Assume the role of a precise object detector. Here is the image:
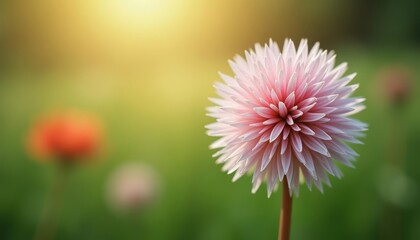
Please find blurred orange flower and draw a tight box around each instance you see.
[27,111,103,163]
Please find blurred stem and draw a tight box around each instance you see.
[278,179,292,240]
[381,110,406,240]
[34,164,70,240]
[389,110,406,167]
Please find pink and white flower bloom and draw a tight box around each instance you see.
[206,39,367,196]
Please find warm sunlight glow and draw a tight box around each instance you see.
[103,0,176,30]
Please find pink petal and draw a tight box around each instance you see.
[278,102,288,118]
[300,113,326,122]
[284,92,296,109]
[302,137,330,157]
[298,124,315,135]
[282,147,292,173]
[269,121,286,142]
[291,132,302,152]
[254,107,276,118]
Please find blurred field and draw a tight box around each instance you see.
[0,47,419,239]
[1,0,420,239]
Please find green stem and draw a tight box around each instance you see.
[34,164,69,240]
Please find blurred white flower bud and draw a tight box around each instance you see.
[107,163,161,213]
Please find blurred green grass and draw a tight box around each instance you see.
[1,47,420,240]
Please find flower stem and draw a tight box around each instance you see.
[278,179,293,240]
[34,164,69,240]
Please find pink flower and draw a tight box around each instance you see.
[107,163,161,212]
[206,39,367,196]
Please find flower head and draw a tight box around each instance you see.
[27,111,103,163]
[107,163,160,212]
[378,66,413,107]
[206,39,367,196]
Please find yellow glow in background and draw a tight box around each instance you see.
[5,0,361,70]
